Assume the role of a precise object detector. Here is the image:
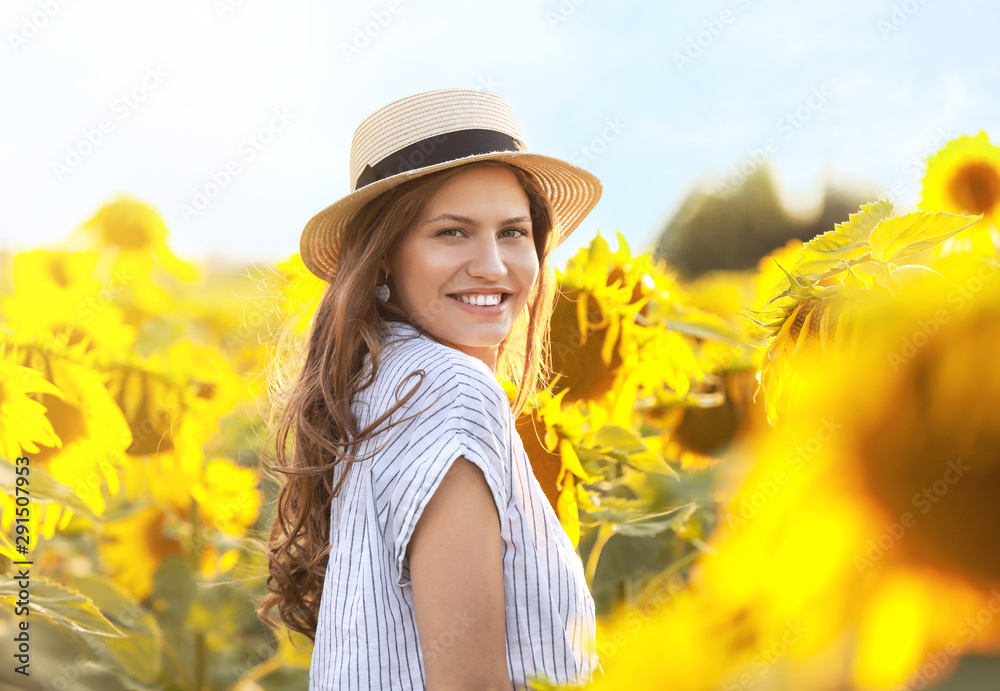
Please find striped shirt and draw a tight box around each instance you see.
[309,320,601,690]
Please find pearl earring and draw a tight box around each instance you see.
[376,270,390,302]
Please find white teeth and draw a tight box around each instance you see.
[452,293,502,306]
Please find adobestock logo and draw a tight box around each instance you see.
[545,0,590,29]
[714,83,830,199]
[179,106,295,222]
[673,0,753,73]
[854,458,970,575]
[51,64,168,181]
[340,0,404,63]
[886,261,1000,372]
[213,0,249,20]
[877,0,932,38]
[8,0,73,53]
[570,117,628,169]
[877,126,957,205]
[724,417,842,532]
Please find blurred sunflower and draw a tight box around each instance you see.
[94,339,252,598]
[105,358,185,457]
[191,457,262,537]
[655,367,763,473]
[104,452,260,599]
[4,340,133,520]
[0,452,78,561]
[1,250,137,354]
[920,131,1000,259]
[104,340,244,460]
[0,489,73,560]
[178,262,277,394]
[76,195,198,282]
[657,269,762,471]
[275,253,326,335]
[590,254,1000,690]
[584,585,769,691]
[0,345,63,461]
[99,504,186,601]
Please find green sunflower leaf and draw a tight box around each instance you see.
[870,210,984,263]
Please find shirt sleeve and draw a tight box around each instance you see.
[372,361,510,588]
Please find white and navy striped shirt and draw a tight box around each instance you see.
[309,320,601,690]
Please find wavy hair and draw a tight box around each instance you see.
[255,160,559,643]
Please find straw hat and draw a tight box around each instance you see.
[298,88,603,282]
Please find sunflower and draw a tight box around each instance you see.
[549,233,645,404]
[0,344,72,560]
[0,345,63,461]
[845,256,1000,590]
[584,585,770,691]
[928,135,1000,220]
[658,367,764,472]
[190,457,261,537]
[503,380,596,548]
[104,451,259,598]
[1,250,137,354]
[548,285,625,402]
[99,504,186,600]
[658,270,763,470]
[748,201,981,425]
[920,131,1000,259]
[588,253,1000,690]
[104,340,243,459]
[2,340,134,524]
[76,195,197,282]
[549,231,717,410]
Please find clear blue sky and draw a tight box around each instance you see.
[3,0,998,270]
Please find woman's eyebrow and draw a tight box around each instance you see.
[423,213,530,226]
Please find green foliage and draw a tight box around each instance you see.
[870,210,983,263]
[751,202,985,342]
[0,576,123,637]
[0,456,100,522]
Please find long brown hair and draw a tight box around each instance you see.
[256,160,559,643]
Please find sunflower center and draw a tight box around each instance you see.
[548,288,623,403]
[854,320,1000,586]
[949,162,1000,215]
[104,219,156,250]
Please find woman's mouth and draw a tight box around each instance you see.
[446,292,512,314]
[447,292,511,306]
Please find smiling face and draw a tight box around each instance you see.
[383,163,540,371]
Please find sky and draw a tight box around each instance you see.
[3,0,998,271]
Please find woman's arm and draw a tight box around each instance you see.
[407,455,511,691]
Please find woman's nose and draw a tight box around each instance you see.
[466,237,507,279]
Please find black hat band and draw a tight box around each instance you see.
[353,128,527,191]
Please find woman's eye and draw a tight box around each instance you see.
[437,228,528,238]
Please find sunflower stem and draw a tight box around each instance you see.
[195,630,207,691]
[584,522,615,588]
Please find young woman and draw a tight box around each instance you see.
[257,88,604,690]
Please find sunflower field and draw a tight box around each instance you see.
[2,131,1000,690]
